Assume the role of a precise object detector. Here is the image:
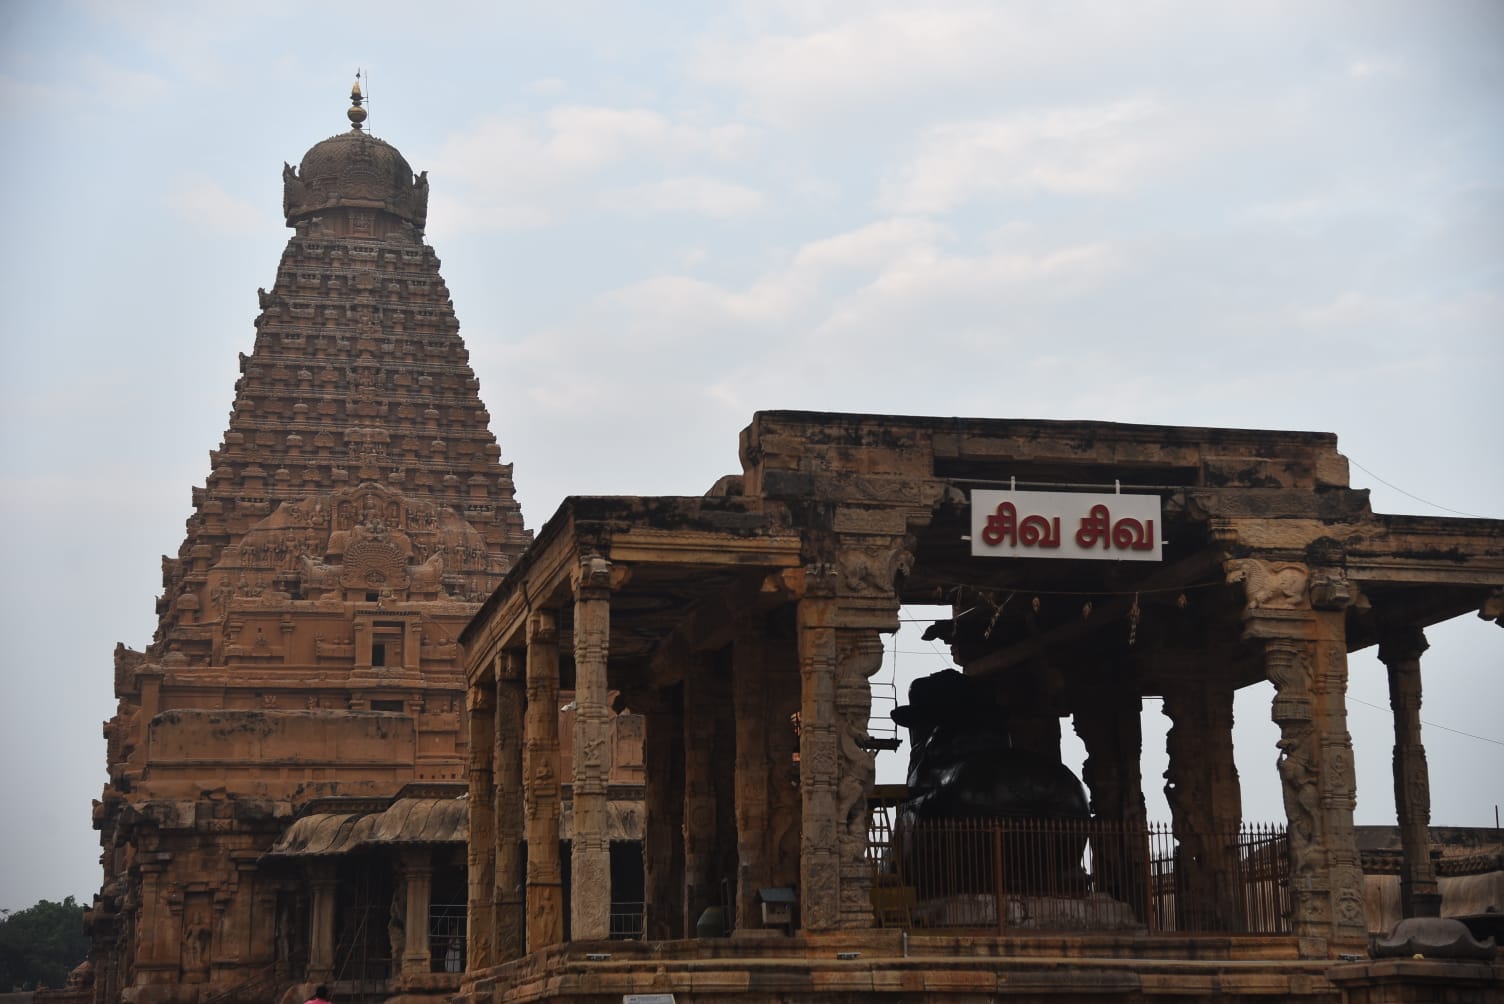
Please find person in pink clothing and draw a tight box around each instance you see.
[304,986,331,1004]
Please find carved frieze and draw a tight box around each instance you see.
[1226,558,1309,610]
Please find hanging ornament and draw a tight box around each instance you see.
[1176,592,1188,610]
[1031,595,1041,613]
[984,591,1012,640]
[1081,600,1093,620]
[1128,593,1141,646]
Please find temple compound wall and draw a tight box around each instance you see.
[458,410,1503,1003]
[88,87,540,1004]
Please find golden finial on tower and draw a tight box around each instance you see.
[347,70,367,131]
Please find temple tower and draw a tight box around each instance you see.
[89,83,530,1003]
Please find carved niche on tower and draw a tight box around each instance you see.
[197,482,508,613]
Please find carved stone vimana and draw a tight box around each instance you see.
[89,84,530,1004]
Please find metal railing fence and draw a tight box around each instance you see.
[871,814,1289,935]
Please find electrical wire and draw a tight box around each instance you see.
[1347,695,1504,749]
[1348,457,1493,520]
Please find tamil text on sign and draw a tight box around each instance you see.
[970,490,1162,561]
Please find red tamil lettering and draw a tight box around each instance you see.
[1112,517,1155,551]
[1019,514,1061,548]
[982,501,1019,546]
[1076,504,1112,549]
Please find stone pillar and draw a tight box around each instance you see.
[764,631,804,896]
[1202,675,1246,927]
[833,629,882,928]
[1162,672,1244,931]
[401,848,433,977]
[223,854,260,966]
[495,650,526,960]
[133,857,179,982]
[467,680,497,970]
[1244,573,1366,955]
[732,616,772,931]
[796,593,841,931]
[523,609,564,950]
[683,655,720,933]
[307,861,336,983]
[1379,627,1440,918]
[1073,679,1149,917]
[250,885,278,973]
[643,686,685,940]
[571,557,614,941]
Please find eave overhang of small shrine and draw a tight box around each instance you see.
[460,495,804,685]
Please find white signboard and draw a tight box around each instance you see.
[970,490,1162,561]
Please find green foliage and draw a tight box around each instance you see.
[0,896,89,991]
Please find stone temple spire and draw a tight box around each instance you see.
[89,90,530,1004]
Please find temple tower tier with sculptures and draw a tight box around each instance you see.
[87,84,534,1004]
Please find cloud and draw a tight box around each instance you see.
[79,54,170,105]
[1297,290,1385,328]
[165,176,266,233]
[880,96,1219,212]
[600,176,765,218]
[427,104,758,232]
[691,3,1162,125]
[806,239,1121,347]
[792,218,949,273]
[525,77,568,97]
[0,73,69,116]
[487,217,1123,423]
[1347,57,1403,81]
[0,56,168,118]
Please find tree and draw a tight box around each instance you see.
[0,896,89,991]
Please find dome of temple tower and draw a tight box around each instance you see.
[282,79,429,230]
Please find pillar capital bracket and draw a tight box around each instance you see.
[1308,567,1359,611]
[572,554,626,595]
[525,607,557,645]
[1377,626,1429,666]
[1480,587,1504,626]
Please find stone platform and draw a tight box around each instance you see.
[459,931,1365,1003]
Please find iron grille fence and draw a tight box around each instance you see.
[610,901,646,940]
[870,814,1289,935]
[429,904,466,973]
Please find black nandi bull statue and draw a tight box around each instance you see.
[889,668,1090,896]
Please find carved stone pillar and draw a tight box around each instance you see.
[523,608,564,951]
[1161,671,1244,932]
[571,557,614,941]
[643,686,684,940]
[1073,679,1148,917]
[134,858,179,979]
[249,885,278,974]
[732,616,772,931]
[1241,563,1366,955]
[466,680,497,970]
[796,592,841,931]
[307,861,336,983]
[1379,627,1440,918]
[495,650,526,961]
[683,655,720,933]
[764,630,804,896]
[401,848,433,977]
[1202,674,1246,927]
[834,629,881,928]
[223,855,260,967]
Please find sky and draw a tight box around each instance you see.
[0,1,1501,912]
